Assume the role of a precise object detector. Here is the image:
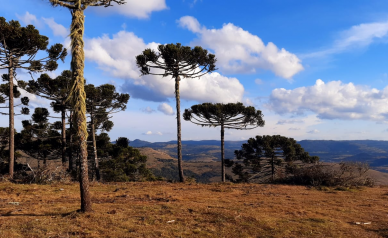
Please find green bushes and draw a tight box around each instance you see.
[100,138,159,182]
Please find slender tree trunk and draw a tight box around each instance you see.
[271,155,275,181]
[70,8,92,212]
[91,110,100,181]
[175,76,184,182]
[61,103,67,166]
[8,60,14,179]
[68,111,73,172]
[221,123,225,182]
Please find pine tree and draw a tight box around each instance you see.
[136,43,216,182]
[183,102,265,182]
[85,83,129,180]
[0,17,66,178]
[27,70,72,167]
[228,135,319,182]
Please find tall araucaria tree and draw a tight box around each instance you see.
[183,102,265,182]
[136,43,216,182]
[49,0,125,213]
[27,70,72,167]
[85,83,129,181]
[0,17,67,179]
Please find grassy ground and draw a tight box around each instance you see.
[0,182,387,238]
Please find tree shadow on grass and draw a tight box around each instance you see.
[0,210,82,217]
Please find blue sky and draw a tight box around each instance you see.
[2,0,388,142]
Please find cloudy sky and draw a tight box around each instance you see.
[2,0,388,142]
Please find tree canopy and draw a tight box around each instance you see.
[183,102,265,129]
[226,135,319,183]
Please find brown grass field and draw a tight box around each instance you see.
[0,182,387,237]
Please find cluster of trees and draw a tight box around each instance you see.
[0,8,132,213]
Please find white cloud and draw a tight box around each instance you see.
[277,119,304,125]
[93,0,167,19]
[15,12,41,27]
[289,127,301,131]
[42,17,69,38]
[158,103,174,115]
[255,79,263,85]
[307,129,319,134]
[177,16,303,79]
[243,98,255,107]
[267,79,388,122]
[141,107,155,113]
[143,131,163,135]
[303,20,388,58]
[16,12,69,39]
[84,30,244,103]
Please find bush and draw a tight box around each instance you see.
[285,162,374,187]
[100,146,159,182]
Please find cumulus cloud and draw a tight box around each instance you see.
[289,127,301,131]
[93,0,167,18]
[303,20,388,58]
[42,17,69,38]
[158,103,174,115]
[84,30,244,103]
[177,16,303,79]
[267,79,388,122]
[141,107,155,113]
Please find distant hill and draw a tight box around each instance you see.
[137,147,388,185]
[129,139,388,173]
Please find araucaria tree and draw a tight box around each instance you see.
[27,70,72,167]
[0,17,66,178]
[228,135,319,183]
[49,0,125,213]
[183,102,265,182]
[136,43,217,182]
[85,83,129,181]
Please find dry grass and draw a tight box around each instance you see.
[0,182,387,238]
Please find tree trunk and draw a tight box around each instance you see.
[61,102,67,166]
[70,8,92,212]
[91,110,100,181]
[175,76,184,182]
[271,155,275,181]
[221,123,225,182]
[8,60,14,179]
[68,111,73,172]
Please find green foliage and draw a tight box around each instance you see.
[0,74,30,115]
[100,137,158,182]
[0,17,67,72]
[183,102,265,129]
[227,135,319,183]
[85,83,129,132]
[17,108,61,165]
[136,43,216,78]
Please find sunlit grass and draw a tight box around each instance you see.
[0,182,387,237]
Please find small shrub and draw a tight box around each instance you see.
[287,162,374,187]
